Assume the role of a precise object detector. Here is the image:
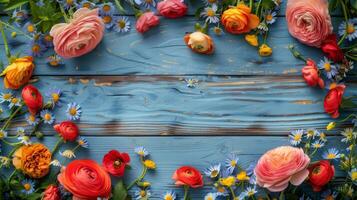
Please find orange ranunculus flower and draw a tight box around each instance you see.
[12,143,52,178]
[184,31,214,54]
[1,56,35,89]
[221,4,260,34]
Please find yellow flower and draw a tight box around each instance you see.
[142,182,151,187]
[259,44,272,56]
[236,171,250,181]
[0,56,34,89]
[326,122,336,131]
[143,160,156,169]
[219,176,235,187]
[245,34,259,47]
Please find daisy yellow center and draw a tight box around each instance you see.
[211,169,219,177]
[207,8,215,17]
[208,0,217,3]
[140,190,146,197]
[320,133,326,139]
[23,183,31,191]
[28,115,35,122]
[103,15,112,24]
[230,160,237,167]
[307,130,314,136]
[50,60,59,66]
[294,134,302,141]
[32,44,40,53]
[164,195,173,200]
[11,98,19,104]
[66,0,73,5]
[325,196,334,200]
[78,140,84,145]
[138,151,145,156]
[103,5,111,12]
[3,93,11,100]
[217,186,225,193]
[27,25,34,33]
[44,113,52,121]
[0,132,4,138]
[145,0,153,3]
[118,20,126,28]
[324,62,331,72]
[347,24,355,34]
[266,14,273,21]
[329,82,337,89]
[214,27,222,35]
[82,3,91,8]
[52,93,59,103]
[207,197,213,200]
[327,153,336,159]
[351,171,357,181]
[247,191,255,197]
[16,12,24,17]
[70,107,77,116]
[314,144,321,148]
[44,35,53,42]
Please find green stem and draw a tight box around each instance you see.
[338,0,349,45]
[255,0,262,15]
[2,105,23,130]
[114,0,126,14]
[1,139,21,146]
[59,4,70,23]
[52,138,63,154]
[0,21,11,63]
[288,45,307,62]
[229,186,236,199]
[249,0,253,9]
[126,159,148,190]
[183,185,189,200]
[7,169,17,186]
[0,21,32,40]
[7,144,21,157]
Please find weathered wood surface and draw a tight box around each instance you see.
[1,136,348,198]
[2,75,356,136]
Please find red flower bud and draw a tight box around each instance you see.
[324,84,345,118]
[102,150,130,177]
[172,166,204,188]
[43,185,60,200]
[136,12,160,33]
[21,85,43,115]
[321,34,344,62]
[157,0,188,19]
[54,121,79,142]
[301,59,324,88]
[308,160,335,192]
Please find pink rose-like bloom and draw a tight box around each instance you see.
[286,0,333,47]
[254,146,310,192]
[50,8,104,58]
[157,0,188,19]
[136,12,160,33]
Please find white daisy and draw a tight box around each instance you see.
[114,16,131,33]
[201,6,220,24]
[338,18,357,41]
[289,129,304,146]
[204,163,221,178]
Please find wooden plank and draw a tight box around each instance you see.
[0,17,337,76]
[0,136,347,198]
[2,75,356,136]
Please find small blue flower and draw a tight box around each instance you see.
[322,148,341,160]
[305,128,319,139]
[318,57,338,80]
[135,146,149,157]
[12,9,28,24]
[0,92,13,103]
[77,136,89,148]
[66,102,82,121]
[135,189,151,200]
[204,163,221,178]
[113,16,131,33]
[340,128,357,143]
[163,191,176,200]
[204,193,218,200]
[57,0,77,10]
[23,22,37,35]
[76,0,95,9]
[46,55,64,67]
[338,18,357,41]
[225,153,239,174]
[28,40,47,57]
[40,109,55,124]
[134,0,157,9]
[36,0,45,7]
[25,113,40,126]
[21,179,35,195]
[0,130,8,139]
[243,186,257,198]
[8,97,21,108]
[311,140,325,149]
[46,88,62,106]
[42,34,54,47]
[99,2,115,16]
[289,129,304,146]
[265,10,277,24]
[101,14,115,30]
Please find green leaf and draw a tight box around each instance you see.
[350,0,357,10]
[329,0,339,10]
[341,98,357,109]
[194,6,204,19]
[4,0,28,11]
[112,180,128,200]
[261,0,275,10]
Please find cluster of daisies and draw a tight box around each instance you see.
[199,0,281,36]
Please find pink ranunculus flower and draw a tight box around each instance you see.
[286,0,333,47]
[50,8,104,58]
[157,0,188,19]
[136,12,160,34]
[254,146,310,192]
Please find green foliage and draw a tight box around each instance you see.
[3,0,29,12]
[261,0,275,10]
[350,0,357,11]
[29,0,62,33]
[113,180,128,200]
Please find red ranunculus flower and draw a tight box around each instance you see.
[321,34,344,62]
[102,150,130,177]
[43,185,60,200]
[301,59,324,88]
[308,160,335,192]
[136,12,160,33]
[157,0,188,19]
[22,85,43,115]
[58,160,111,200]
[172,166,204,188]
[324,84,345,118]
[54,121,79,142]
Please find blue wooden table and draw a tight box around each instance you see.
[0,2,355,199]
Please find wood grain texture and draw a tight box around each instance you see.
[0,136,348,199]
[2,75,356,136]
[0,17,342,76]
